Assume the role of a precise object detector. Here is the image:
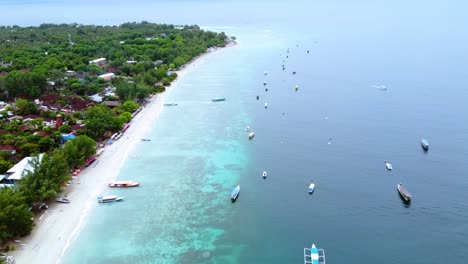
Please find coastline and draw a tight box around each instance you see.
[9,45,231,264]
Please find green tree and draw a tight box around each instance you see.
[62,135,96,168]
[121,101,139,112]
[19,143,39,156]
[58,124,71,133]
[0,188,34,244]
[85,105,121,139]
[15,99,38,115]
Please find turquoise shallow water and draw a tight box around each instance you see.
[5,1,468,263]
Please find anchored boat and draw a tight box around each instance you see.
[262,171,267,179]
[385,160,393,170]
[109,181,140,187]
[304,243,326,264]
[97,195,124,203]
[248,132,255,140]
[397,183,412,202]
[421,138,429,151]
[308,182,315,194]
[231,185,240,201]
[211,98,226,102]
[163,102,178,106]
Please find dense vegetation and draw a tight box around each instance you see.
[0,22,232,248]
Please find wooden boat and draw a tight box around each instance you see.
[211,98,226,102]
[109,181,140,188]
[308,182,315,194]
[56,197,71,204]
[421,138,429,151]
[97,195,124,203]
[248,132,255,140]
[385,160,392,170]
[231,185,240,201]
[397,183,412,202]
[262,171,267,179]
[163,102,178,106]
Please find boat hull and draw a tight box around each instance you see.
[397,184,412,202]
[231,185,240,201]
[421,139,429,151]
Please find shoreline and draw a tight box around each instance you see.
[9,45,231,264]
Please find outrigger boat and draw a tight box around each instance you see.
[97,195,124,203]
[231,185,240,201]
[109,181,140,188]
[304,243,326,264]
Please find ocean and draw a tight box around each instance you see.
[3,0,468,263]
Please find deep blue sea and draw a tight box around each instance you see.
[3,0,468,263]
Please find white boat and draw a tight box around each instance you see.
[385,161,392,170]
[109,181,140,187]
[163,102,178,106]
[263,81,267,86]
[262,171,267,178]
[308,182,315,194]
[231,185,240,201]
[264,102,268,108]
[56,197,71,204]
[295,85,299,91]
[264,71,268,75]
[248,132,255,140]
[310,244,320,264]
[97,195,124,203]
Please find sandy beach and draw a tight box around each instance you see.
[9,46,227,264]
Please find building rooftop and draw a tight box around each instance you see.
[7,154,44,181]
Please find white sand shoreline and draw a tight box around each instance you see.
[9,45,230,264]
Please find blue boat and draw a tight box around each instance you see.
[211,98,226,102]
[231,185,240,201]
[304,243,326,264]
[421,138,429,151]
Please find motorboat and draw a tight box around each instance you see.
[263,81,267,86]
[97,195,124,203]
[248,132,255,140]
[264,102,268,108]
[211,98,226,102]
[308,182,315,194]
[246,126,251,132]
[421,138,429,151]
[262,171,267,179]
[397,183,412,202]
[256,95,259,100]
[293,71,296,75]
[56,197,71,204]
[231,185,240,201]
[264,71,268,75]
[109,181,140,187]
[163,102,178,106]
[385,160,393,170]
[295,85,299,91]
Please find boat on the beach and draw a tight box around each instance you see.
[141,138,151,141]
[97,195,124,203]
[56,197,71,204]
[421,138,429,151]
[262,171,267,179]
[163,102,178,106]
[211,98,226,102]
[308,182,315,194]
[397,183,412,202]
[385,160,393,170]
[231,185,240,201]
[108,181,140,188]
[84,156,96,167]
[304,243,325,264]
[248,132,255,140]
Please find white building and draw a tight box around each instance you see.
[4,154,44,183]
[98,73,115,81]
[89,58,106,65]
